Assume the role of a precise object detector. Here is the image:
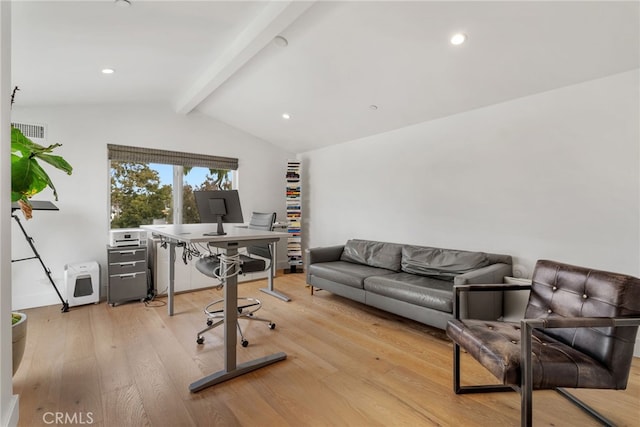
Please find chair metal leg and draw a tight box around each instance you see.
[244,314,272,324]
[521,383,532,427]
[236,321,247,346]
[452,342,514,395]
[521,321,534,427]
[556,388,616,427]
[200,296,275,347]
[196,318,224,343]
[453,342,462,393]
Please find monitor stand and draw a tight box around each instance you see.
[203,215,226,236]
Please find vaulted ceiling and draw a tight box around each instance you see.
[11,1,639,153]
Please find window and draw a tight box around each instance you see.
[182,165,233,224]
[108,145,238,229]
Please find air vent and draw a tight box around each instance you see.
[11,122,47,143]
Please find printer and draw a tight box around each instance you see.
[109,228,147,247]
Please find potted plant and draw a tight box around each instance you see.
[10,86,73,374]
[11,126,73,218]
[11,313,27,375]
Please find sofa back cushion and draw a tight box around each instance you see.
[401,245,490,279]
[340,239,403,272]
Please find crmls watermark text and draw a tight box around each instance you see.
[42,412,94,425]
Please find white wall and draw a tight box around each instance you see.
[10,104,294,310]
[1,2,20,425]
[300,70,640,279]
[301,70,640,355]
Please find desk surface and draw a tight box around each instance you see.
[141,223,288,243]
[11,200,58,211]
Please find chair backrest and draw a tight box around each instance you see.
[247,212,276,259]
[525,260,640,388]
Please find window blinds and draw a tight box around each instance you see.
[107,144,238,171]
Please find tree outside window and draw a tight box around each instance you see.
[182,167,232,224]
[110,162,233,228]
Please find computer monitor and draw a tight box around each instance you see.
[194,190,244,236]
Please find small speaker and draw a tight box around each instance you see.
[65,261,100,307]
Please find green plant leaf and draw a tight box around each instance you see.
[36,153,73,175]
[10,127,71,207]
[11,154,49,199]
[10,127,35,153]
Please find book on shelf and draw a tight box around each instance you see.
[286,159,303,271]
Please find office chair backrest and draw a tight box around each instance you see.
[525,259,640,388]
[247,212,276,259]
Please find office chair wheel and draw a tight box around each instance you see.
[241,339,249,347]
[196,336,204,345]
[206,319,213,326]
[269,322,276,329]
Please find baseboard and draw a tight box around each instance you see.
[12,291,61,311]
[2,394,19,427]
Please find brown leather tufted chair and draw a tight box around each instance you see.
[446,260,640,427]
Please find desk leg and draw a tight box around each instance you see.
[189,245,287,393]
[224,247,238,372]
[259,241,291,302]
[168,241,175,316]
[189,352,287,392]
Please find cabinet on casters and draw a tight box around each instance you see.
[107,246,148,306]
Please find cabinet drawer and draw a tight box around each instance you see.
[108,272,147,304]
[109,260,147,275]
[108,248,146,263]
[109,271,146,284]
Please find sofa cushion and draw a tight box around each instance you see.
[401,245,490,279]
[364,272,454,313]
[340,239,403,272]
[308,261,396,289]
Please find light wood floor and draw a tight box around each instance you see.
[13,274,640,426]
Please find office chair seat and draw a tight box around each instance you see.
[195,254,266,277]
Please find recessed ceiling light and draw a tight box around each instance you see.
[282,113,291,120]
[101,68,115,74]
[450,33,467,45]
[274,36,289,48]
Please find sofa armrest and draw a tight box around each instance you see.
[306,245,345,288]
[305,245,345,265]
[453,282,532,319]
[454,262,513,285]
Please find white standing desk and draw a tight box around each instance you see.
[140,223,289,392]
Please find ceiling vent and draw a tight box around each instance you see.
[11,122,47,143]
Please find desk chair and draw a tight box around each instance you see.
[195,212,277,347]
[446,260,640,427]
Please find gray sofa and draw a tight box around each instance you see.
[306,239,513,330]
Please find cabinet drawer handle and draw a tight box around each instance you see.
[118,250,138,256]
[119,261,137,267]
[119,273,137,279]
